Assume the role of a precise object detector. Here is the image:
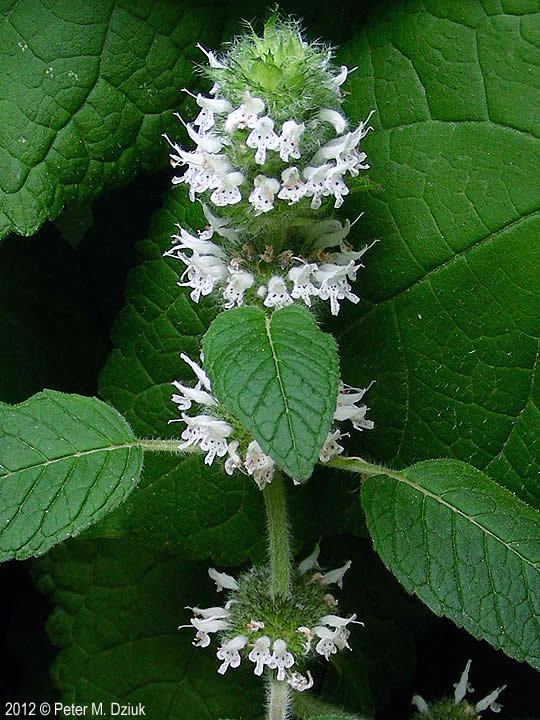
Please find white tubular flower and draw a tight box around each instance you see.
[247,116,280,164]
[312,113,373,169]
[324,166,349,208]
[179,414,233,464]
[320,560,352,589]
[172,381,216,411]
[210,170,244,206]
[187,605,231,620]
[225,91,265,132]
[177,251,227,303]
[197,42,227,69]
[180,353,212,391]
[328,64,354,95]
[208,568,240,593]
[288,671,314,693]
[277,166,306,205]
[179,616,230,648]
[224,440,243,476]
[318,108,347,133]
[184,122,224,154]
[334,383,375,431]
[303,164,333,209]
[202,204,240,243]
[248,635,272,676]
[305,218,351,251]
[263,276,293,309]
[244,440,275,490]
[411,695,430,714]
[318,613,363,631]
[249,174,280,214]
[313,626,339,661]
[191,93,232,132]
[223,269,255,308]
[169,226,227,260]
[268,639,295,681]
[288,263,319,306]
[216,635,248,675]
[454,659,474,703]
[298,544,320,575]
[319,429,344,463]
[314,261,360,316]
[278,120,304,161]
[475,686,506,714]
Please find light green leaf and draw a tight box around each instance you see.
[97,188,266,564]
[203,306,340,482]
[0,0,227,240]
[0,226,105,404]
[33,539,261,719]
[358,458,540,669]
[0,390,142,561]
[337,0,540,507]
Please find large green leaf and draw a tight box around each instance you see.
[97,189,266,564]
[360,458,540,670]
[337,0,540,507]
[0,227,105,404]
[203,306,340,482]
[33,540,261,719]
[0,390,142,561]
[0,0,229,240]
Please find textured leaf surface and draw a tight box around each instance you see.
[0,227,105,404]
[0,0,228,240]
[362,459,540,669]
[34,540,260,719]
[0,390,142,561]
[337,0,540,507]
[97,189,266,564]
[203,306,339,481]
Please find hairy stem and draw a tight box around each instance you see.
[138,439,190,454]
[263,470,291,599]
[267,678,291,720]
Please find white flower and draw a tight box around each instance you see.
[268,639,295,681]
[288,263,318,306]
[247,620,265,632]
[288,671,314,692]
[244,440,275,490]
[454,661,506,715]
[176,251,227,303]
[319,429,344,462]
[297,626,313,654]
[328,64,355,95]
[182,89,232,132]
[168,226,227,261]
[475,686,506,714]
[318,108,347,133]
[208,568,239,592]
[247,116,280,164]
[313,626,339,660]
[263,276,293,309]
[210,171,244,206]
[197,43,227,69]
[277,166,305,205]
[278,120,304,162]
[216,635,248,674]
[249,174,280,214]
[324,166,349,208]
[172,381,215,411]
[248,635,272,676]
[298,543,320,575]
[223,269,255,308]
[334,383,375,431]
[411,695,430,714]
[180,353,212,391]
[320,560,351,589]
[179,615,230,648]
[202,204,240,243]
[454,659,474,703]
[314,261,360,316]
[179,414,233,464]
[318,613,363,631]
[183,121,224,154]
[303,164,333,209]
[187,605,231,620]
[224,440,243,476]
[305,218,351,251]
[225,91,265,132]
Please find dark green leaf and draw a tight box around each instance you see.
[33,539,261,719]
[203,306,339,481]
[0,390,142,561]
[337,0,540,507]
[361,458,540,669]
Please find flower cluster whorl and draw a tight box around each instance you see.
[180,546,361,688]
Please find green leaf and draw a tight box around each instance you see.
[0,390,142,561]
[359,458,540,669]
[0,226,105,404]
[33,539,261,719]
[203,306,340,482]
[293,692,369,719]
[337,0,540,507]
[97,188,266,564]
[0,0,228,240]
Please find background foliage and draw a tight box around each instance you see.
[0,0,538,718]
